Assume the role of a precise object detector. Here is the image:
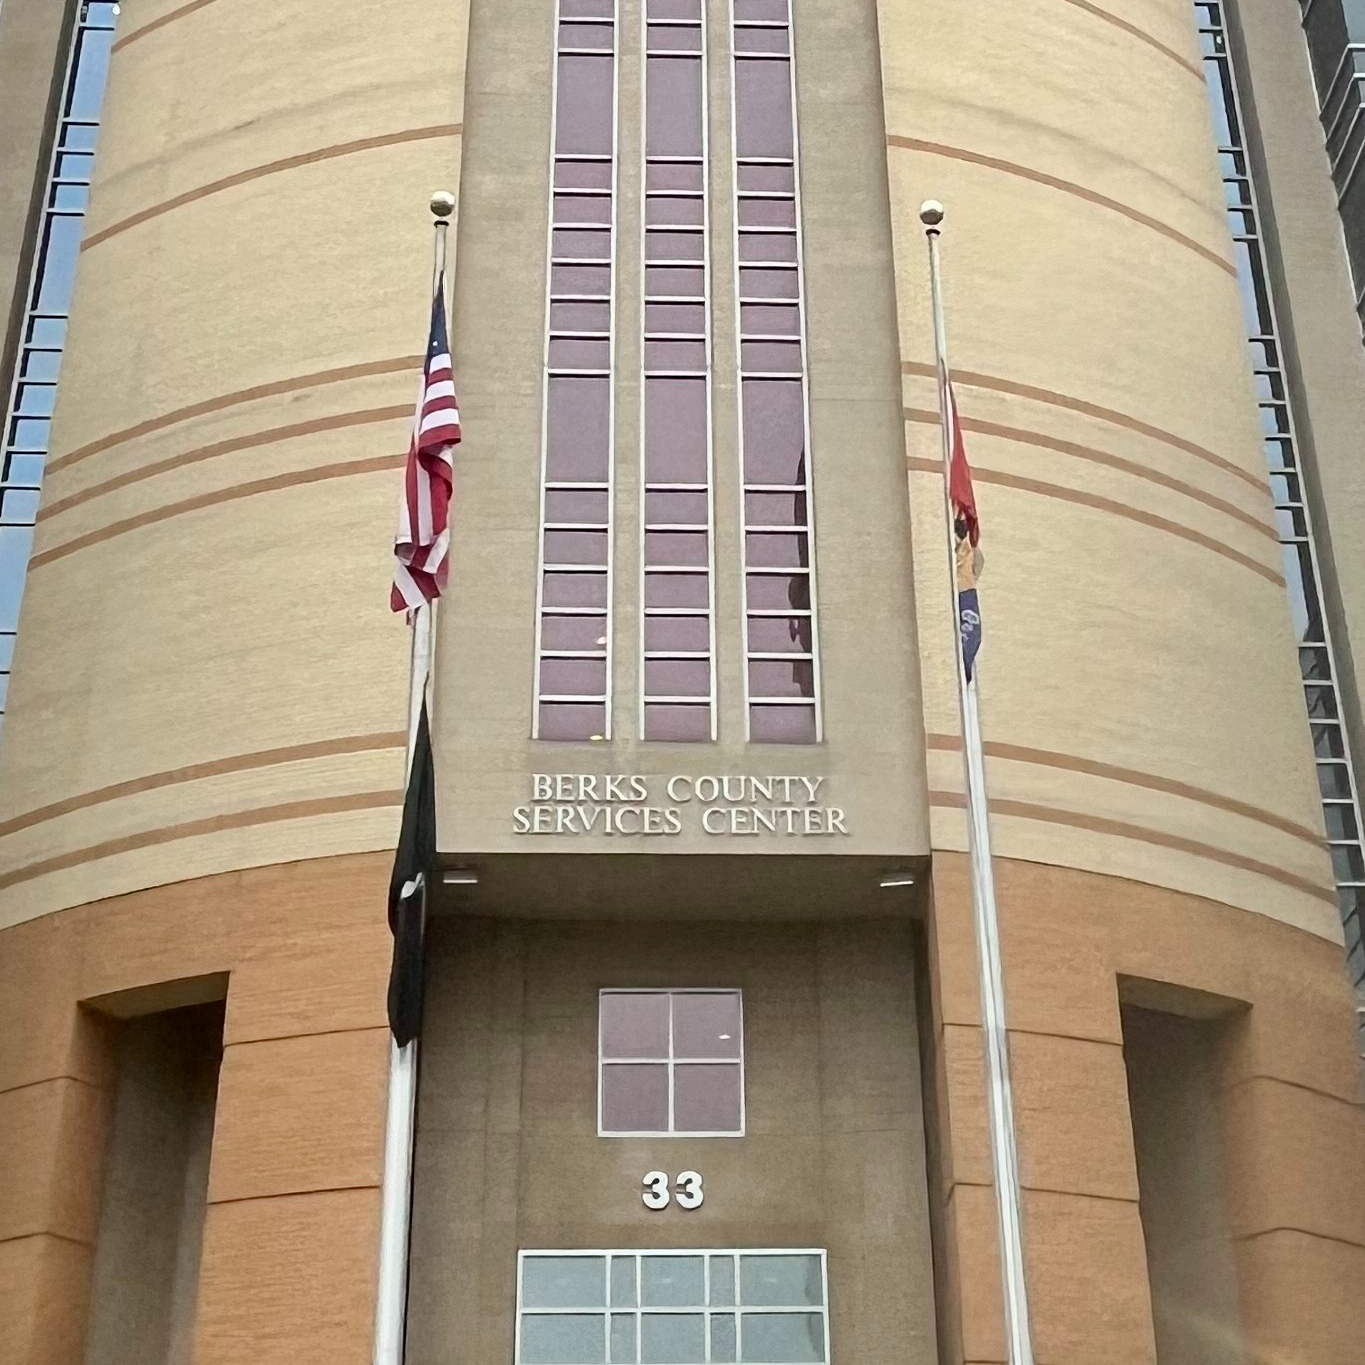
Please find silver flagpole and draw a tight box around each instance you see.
[920,200,1035,1365]
[373,190,454,1365]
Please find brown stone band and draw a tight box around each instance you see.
[901,360,1267,494]
[49,356,422,477]
[0,791,403,895]
[928,791,1338,905]
[887,135,1236,277]
[112,0,222,51]
[0,733,406,841]
[29,453,405,569]
[926,733,1324,849]
[904,407,1275,542]
[905,455,1283,586]
[81,125,463,251]
[1058,0,1203,79]
[40,406,411,522]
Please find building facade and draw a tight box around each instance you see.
[0,0,1363,1363]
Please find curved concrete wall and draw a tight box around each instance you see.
[0,0,470,929]
[879,0,1339,940]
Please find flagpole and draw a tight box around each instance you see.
[920,200,1035,1365]
[373,190,453,1365]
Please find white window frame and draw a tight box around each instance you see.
[597,988,745,1138]
[515,1248,831,1365]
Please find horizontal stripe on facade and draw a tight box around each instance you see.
[0,791,403,894]
[1058,0,1203,79]
[928,790,1338,904]
[40,406,411,522]
[81,124,463,250]
[0,733,406,841]
[49,356,421,476]
[29,454,405,569]
[925,732,1324,848]
[886,135,1235,276]
[905,455,1284,585]
[112,0,221,51]
[903,407,1274,540]
[901,360,1267,493]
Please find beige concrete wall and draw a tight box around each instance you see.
[875,0,1340,941]
[407,915,939,1365]
[0,0,470,929]
[435,0,932,858]
[0,0,68,377]
[1232,0,1365,795]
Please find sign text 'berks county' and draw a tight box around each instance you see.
[512,774,850,837]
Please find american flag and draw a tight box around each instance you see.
[391,276,461,612]
[941,371,983,680]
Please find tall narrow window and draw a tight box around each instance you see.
[729,0,821,743]
[534,0,620,742]
[640,0,716,741]
[1197,4,1365,1010]
[0,0,118,732]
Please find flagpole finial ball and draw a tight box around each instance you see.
[919,200,945,227]
[430,191,456,219]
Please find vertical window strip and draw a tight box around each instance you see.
[1199,3,1365,1007]
[0,0,118,733]
[534,0,620,742]
[728,0,821,744]
[640,0,715,741]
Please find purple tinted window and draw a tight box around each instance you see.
[734,0,788,19]
[735,59,793,159]
[734,24,789,56]
[549,337,610,369]
[673,1064,742,1132]
[647,265,705,296]
[645,658,711,696]
[647,228,704,261]
[552,263,612,296]
[541,657,608,696]
[551,300,611,332]
[647,162,704,192]
[646,377,708,480]
[741,379,805,482]
[647,196,705,227]
[645,339,707,371]
[545,529,609,565]
[741,339,802,372]
[560,20,613,48]
[749,658,813,699]
[746,571,810,611]
[740,302,801,337]
[547,376,610,480]
[555,160,613,190]
[645,615,711,651]
[645,572,709,608]
[738,196,797,229]
[539,701,607,739]
[750,703,817,743]
[555,193,612,225]
[673,993,742,1058]
[646,489,708,524]
[739,232,797,263]
[745,531,807,568]
[648,0,702,17]
[542,615,609,651]
[647,58,703,156]
[745,490,804,525]
[738,266,798,299]
[546,488,610,522]
[564,0,614,14]
[646,531,708,566]
[647,23,702,51]
[554,227,612,260]
[601,1065,670,1132]
[601,992,670,1058]
[737,163,795,193]
[556,55,615,156]
[644,704,711,741]
[747,615,809,651]
[543,571,608,608]
[646,301,706,334]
